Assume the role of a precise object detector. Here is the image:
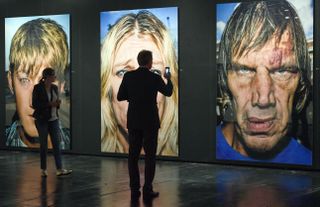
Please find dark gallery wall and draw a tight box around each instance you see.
[0,0,319,170]
[313,0,320,170]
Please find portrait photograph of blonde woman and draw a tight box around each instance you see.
[100,7,179,156]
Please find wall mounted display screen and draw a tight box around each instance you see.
[5,14,71,149]
[100,7,179,156]
[216,0,313,165]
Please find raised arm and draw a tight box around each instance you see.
[157,75,173,97]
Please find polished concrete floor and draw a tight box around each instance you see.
[1,151,320,207]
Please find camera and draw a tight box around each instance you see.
[165,67,170,76]
[164,67,171,79]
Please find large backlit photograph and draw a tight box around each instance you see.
[100,7,179,156]
[5,14,71,149]
[216,0,313,165]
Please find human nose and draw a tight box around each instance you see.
[28,83,35,108]
[251,69,275,108]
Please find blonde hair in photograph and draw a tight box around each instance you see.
[101,10,178,156]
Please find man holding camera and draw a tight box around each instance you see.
[117,50,173,202]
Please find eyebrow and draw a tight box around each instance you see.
[113,59,132,69]
[15,71,41,82]
[113,59,164,69]
[230,62,298,71]
[14,64,46,79]
[15,71,28,78]
[228,63,248,71]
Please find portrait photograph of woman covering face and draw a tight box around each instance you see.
[216,0,313,165]
[100,7,179,156]
[5,14,71,150]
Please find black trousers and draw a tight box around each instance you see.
[35,119,62,170]
[128,128,158,192]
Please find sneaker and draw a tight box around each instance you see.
[56,169,72,176]
[41,170,48,177]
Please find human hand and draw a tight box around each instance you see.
[56,99,61,107]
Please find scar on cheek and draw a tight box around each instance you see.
[268,49,282,66]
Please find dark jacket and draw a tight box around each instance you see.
[32,81,59,121]
[117,67,173,130]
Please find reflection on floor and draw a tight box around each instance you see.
[0,150,319,207]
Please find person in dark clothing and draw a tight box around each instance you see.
[32,68,72,177]
[117,50,173,202]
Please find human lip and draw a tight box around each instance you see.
[247,117,275,133]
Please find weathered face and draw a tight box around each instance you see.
[226,29,300,153]
[111,33,167,132]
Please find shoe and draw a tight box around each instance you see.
[56,169,72,176]
[41,169,48,177]
[143,191,159,200]
[131,190,141,203]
